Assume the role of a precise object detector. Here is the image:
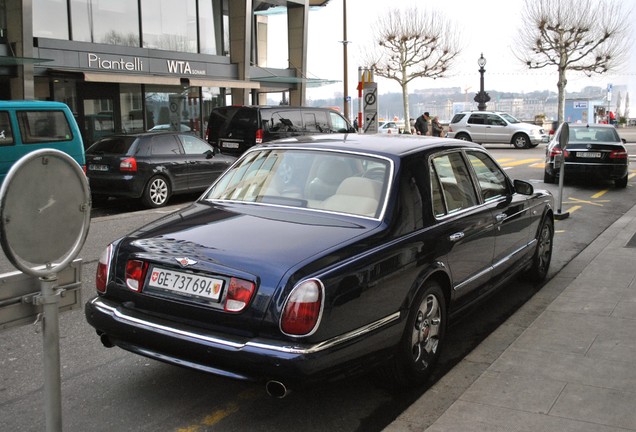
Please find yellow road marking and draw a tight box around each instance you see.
[563,197,609,207]
[566,205,582,214]
[498,158,543,167]
[176,388,262,431]
[591,190,608,199]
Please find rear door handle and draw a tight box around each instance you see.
[449,232,464,242]
[495,213,506,222]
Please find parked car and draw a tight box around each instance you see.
[86,131,235,208]
[85,134,554,396]
[378,121,399,134]
[544,123,629,188]
[148,123,192,132]
[205,105,355,155]
[0,100,85,184]
[447,111,548,148]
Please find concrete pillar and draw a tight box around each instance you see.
[287,2,308,106]
[7,0,34,100]
[228,0,252,105]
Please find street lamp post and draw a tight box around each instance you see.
[474,53,490,111]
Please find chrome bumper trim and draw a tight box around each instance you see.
[90,297,401,355]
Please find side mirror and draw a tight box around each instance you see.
[514,179,534,195]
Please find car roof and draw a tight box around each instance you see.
[256,133,483,158]
[568,123,616,129]
[0,100,71,109]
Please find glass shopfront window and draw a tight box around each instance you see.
[141,0,197,53]
[71,0,140,46]
[33,0,69,39]
[120,84,144,133]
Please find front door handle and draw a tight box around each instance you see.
[495,213,507,222]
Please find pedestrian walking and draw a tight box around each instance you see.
[431,116,444,137]
[415,112,430,135]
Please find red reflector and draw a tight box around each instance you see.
[280,279,323,336]
[125,260,148,292]
[224,278,255,312]
[96,245,113,294]
[120,157,137,172]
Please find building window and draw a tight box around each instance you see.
[71,0,140,46]
[198,0,224,55]
[141,0,197,53]
[33,0,69,40]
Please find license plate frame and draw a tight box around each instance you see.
[221,141,240,149]
[89,164,109,171]
[577,152,602,158]
[146,266,225,302]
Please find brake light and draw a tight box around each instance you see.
[255,129,263,144]
[610,149,628,159]
[96,245,113,294]
[125,260,148,292]
[280,279,324,336]
[224,277,256,312]
[120,157,137,172]
[549,147,562,158]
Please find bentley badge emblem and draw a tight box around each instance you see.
[175,257,197,267]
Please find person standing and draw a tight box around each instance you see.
[415,112,430,135]
[431,116,444,137]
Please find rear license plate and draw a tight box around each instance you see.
[577,152,601,158]
[89,164,109,171]
[147,266,224,302]
[221,141,240,149]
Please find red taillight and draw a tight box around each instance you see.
[96,245,113,294]
[120,157,137,172]
[224,277,256,312]
[205,125,211,141]
[255,129,263,144]
[280,279,323,336]
[610,149,628,159]
[549,147,563,158]
[125,260,148,292]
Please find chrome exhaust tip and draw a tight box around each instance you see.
[265,380,290,398]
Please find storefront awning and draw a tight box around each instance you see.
[251,76,340,88]
[0,55,53,66]
[82,72,260,89]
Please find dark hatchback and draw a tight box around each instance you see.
[85,134,554,396]
[544,123,629,188]
[86,131,236,208]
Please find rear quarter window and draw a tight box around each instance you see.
[87,136,137,154]
[17,110,73,144]
[450,113,466,124]
[0,111,14,145]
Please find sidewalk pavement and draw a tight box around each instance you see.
[386,204,636,432]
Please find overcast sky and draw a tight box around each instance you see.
[267,0,636,103]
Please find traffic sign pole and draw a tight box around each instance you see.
[41,275,62,432]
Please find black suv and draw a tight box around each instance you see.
[206,106,355,155]
[86,132,236,208]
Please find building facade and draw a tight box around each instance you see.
[1,0,325,145]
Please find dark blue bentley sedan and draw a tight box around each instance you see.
[85,134,554,397]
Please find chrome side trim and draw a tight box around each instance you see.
[453,239,536,291]
[90,297,401,355]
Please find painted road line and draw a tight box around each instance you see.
[498,158,543,167]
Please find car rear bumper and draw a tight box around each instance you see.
[85,296,403,387]
[88,175,144,198]
[545,161,628,180]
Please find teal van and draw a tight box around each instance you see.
[0,101,85,184]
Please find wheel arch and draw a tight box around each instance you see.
[404,264,452,315]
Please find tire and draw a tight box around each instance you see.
[142,176,171,208]
[454,133,471,142]
[526,217,553,283]
[615,174,628,188]
[543,170,556,184]
[379,280,447,388]
[512,134,530,149]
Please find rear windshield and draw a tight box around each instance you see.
[86,136,137,155]
[208,107,257,137]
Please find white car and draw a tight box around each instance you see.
[378,121,400,134]
[446,111,548,148]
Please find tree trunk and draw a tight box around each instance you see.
[401,82,411,134]
[557,67,567,124]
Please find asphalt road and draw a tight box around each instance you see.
[1,129,636,431]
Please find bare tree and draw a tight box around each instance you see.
[364,8,461,133]
[515,0,631,123]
